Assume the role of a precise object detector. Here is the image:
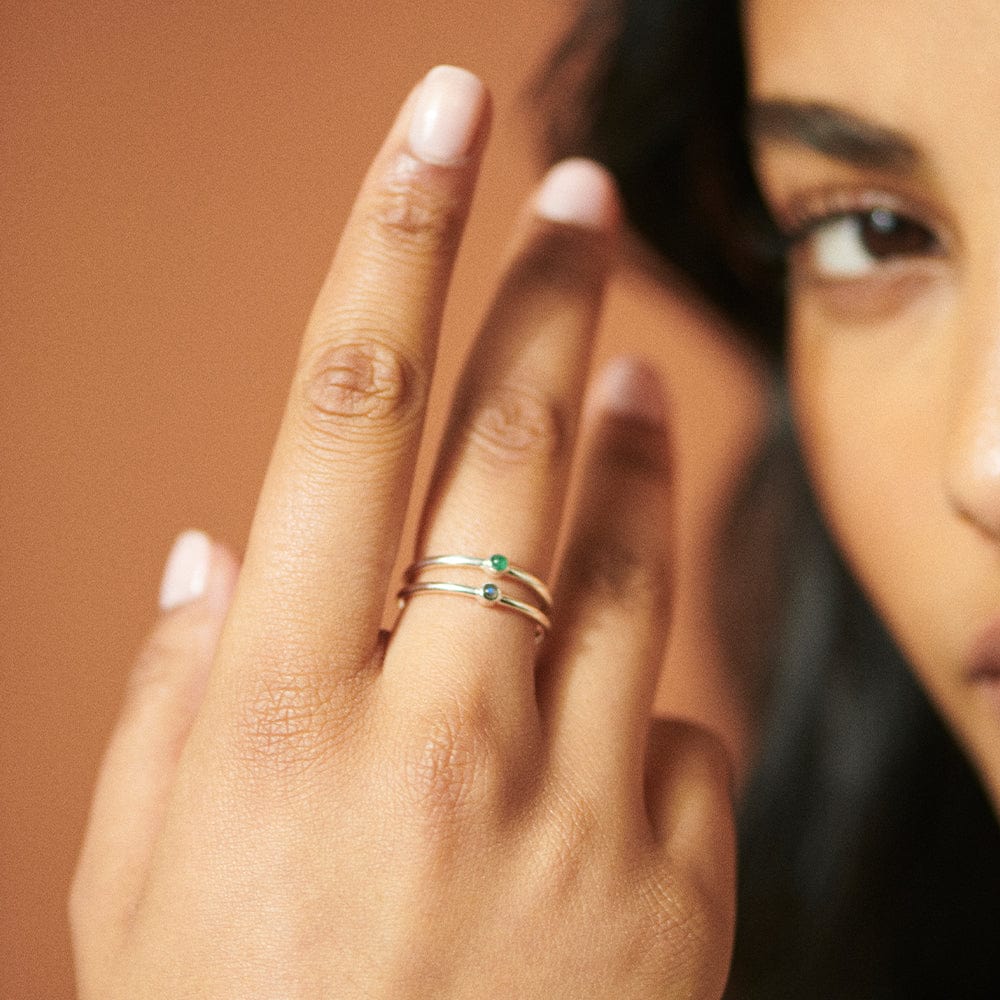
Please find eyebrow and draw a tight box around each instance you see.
[746,99,922,173]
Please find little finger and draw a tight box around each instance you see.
[70,532,238,952]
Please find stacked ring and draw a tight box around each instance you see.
[397,553,552,640]
[405,553,552,608]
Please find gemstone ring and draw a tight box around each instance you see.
[396,579,551,640]
[404,553,552,609]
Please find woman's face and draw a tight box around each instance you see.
[744,0,1000,811]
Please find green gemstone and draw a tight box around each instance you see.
[482,583,500,602]
[489,554,509,573]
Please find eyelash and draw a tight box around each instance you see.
[777,189,945,279]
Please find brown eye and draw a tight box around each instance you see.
[803,209,939,278]
[859,209,937,258]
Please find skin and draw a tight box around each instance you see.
[70,69,735,997]
[744,0,1000,814]
[74,2,1000,992]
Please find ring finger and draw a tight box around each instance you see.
[384,158,620,726]
[537,359,675,823]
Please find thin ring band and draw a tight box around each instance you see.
[396,580,552,638]
[405,554,552,609]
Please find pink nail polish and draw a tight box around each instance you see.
[534,158,619,229]
[407,65,487,167]
[159,530,211,611]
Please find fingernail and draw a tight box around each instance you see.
[159,529,211,611]
[534,158,619,229]
[595,357,666,424]
[408,65,487,167]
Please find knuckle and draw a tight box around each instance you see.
[635,878,699,973]
[231,659,368,782]
[635,865,730,983]
[366,165,463,253]
[465,381,566,469]
[298,337,423,451]
[235,670,331,776]
[534,791,605,889]
[565,533,667,605]
[398,695,504,831]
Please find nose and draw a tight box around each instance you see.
[945,275,1000,539]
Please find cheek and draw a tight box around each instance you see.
[787,310,952,673]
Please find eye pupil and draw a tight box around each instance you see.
[861,209,935,258]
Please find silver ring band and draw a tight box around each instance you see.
[405,553,552,609]
[397,580,551,639]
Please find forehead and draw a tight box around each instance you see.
[742,0,1000,206]
[742,0,1000,118]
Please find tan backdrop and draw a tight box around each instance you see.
[2,2,766,995]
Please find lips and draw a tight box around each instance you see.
[966,616,1000,686]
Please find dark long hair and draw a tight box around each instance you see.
[534,2,1000,996]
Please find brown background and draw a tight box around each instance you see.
[2,2,764,996]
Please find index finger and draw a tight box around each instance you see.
[216,67,490,681]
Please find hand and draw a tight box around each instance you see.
[71,65,735,998]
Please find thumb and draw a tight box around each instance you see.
[71,530,239,951]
